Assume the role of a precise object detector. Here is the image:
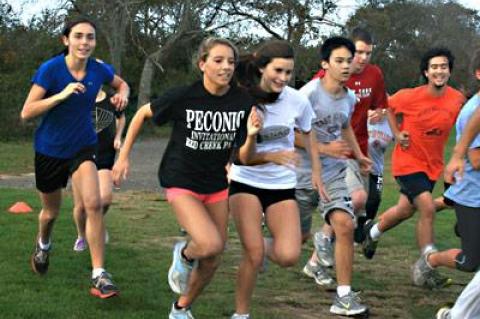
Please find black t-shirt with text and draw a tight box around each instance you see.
[151,81,253,193]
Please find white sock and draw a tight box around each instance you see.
[370,223,382,241]
[38,238,51,250]
[337,285,351,297]
[92,267,106,279]
[232,313,250,318]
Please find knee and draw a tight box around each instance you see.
[195,237,225,259]
[40,208,59,221]
[83,197,102,214]
[275,249,300,268]
[332,215,355,239]
[243,246,265,269]
[352,190,368,210]
[100,193,113,208]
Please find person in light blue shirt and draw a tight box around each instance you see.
[21,17,129,299]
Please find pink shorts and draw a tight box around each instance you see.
[164,187,228,204]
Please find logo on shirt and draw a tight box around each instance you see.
[258,125,289,143]
[185,109,246,150]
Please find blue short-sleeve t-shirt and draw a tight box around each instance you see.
[32,54,114,158]
[444,94,480,208]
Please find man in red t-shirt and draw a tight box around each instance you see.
[362,47,465,289]
[304,28,388,282]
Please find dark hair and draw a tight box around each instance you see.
[419,47,454,81]
[60,17,97,56]
[236,40,294,104]
[320,37,355,62]
[350,27,373,45]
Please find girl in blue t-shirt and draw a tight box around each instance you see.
[20,17,129,299]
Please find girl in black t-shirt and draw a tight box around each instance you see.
[112,37,262,318]
[72,87,126,252]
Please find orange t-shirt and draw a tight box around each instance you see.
[389,85,464,180]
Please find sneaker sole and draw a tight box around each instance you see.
[330,305,368,316]
[168,243,183,294]
[302,265,336,289]
[90,287,119,299]
[30,254,48,275]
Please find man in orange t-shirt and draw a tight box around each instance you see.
[362,47,465,288]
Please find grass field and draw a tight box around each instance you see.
[0,136,473,318]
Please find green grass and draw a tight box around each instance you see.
[0,142,34,175]
[0,131,472,318]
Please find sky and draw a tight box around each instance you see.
[5,0,480,25]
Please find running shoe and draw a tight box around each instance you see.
[436,307,452,319]
[330,291,368,316]
[412,254,452,289]
[230,314,250,319]
[169,303,195,319]
[313,231,334,267]
[303,262,336,288]
[90,271,119,299]
[73,237,87,252]
[31,242,50,275]
[362,220,378,259]
[168,241,196,294]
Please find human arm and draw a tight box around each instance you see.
[308,131,330,201]
[445,108,480,182]
[342,124,372,173]
[112,104,152,186]
[237,106,263,164]
[20,82,86,120]
[294,130,351,159]
[109,74,130,111]
[113,113,126,150]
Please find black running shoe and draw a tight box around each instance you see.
[31,242,50,275]
[90,272,119,299]
[362,220,378,260]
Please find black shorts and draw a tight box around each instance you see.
[443,182,454,207]
[35,146,97,193]
[229,180,296,212]
[454,203,480,272]
[395,172,435,204]
[96,148,116,170]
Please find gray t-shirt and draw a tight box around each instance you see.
[296,78,356,188]
[368,118,393,176]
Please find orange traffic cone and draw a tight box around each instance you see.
[8,201,33,214]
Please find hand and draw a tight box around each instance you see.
[112,157,129,187]
[368,108,387,124]
[312,174,331,202]
[319,140,352,159]
[268,150,300,169]
[247,106,263,136]
[110,93,129,111]
[113,137,122,150]
[396,131,410,150]
[58,82,86,101]
[444,154,464,184]
[358,155,372,174]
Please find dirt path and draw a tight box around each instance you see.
[0,138,168,191]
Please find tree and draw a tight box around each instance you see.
[347,0,480,93]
